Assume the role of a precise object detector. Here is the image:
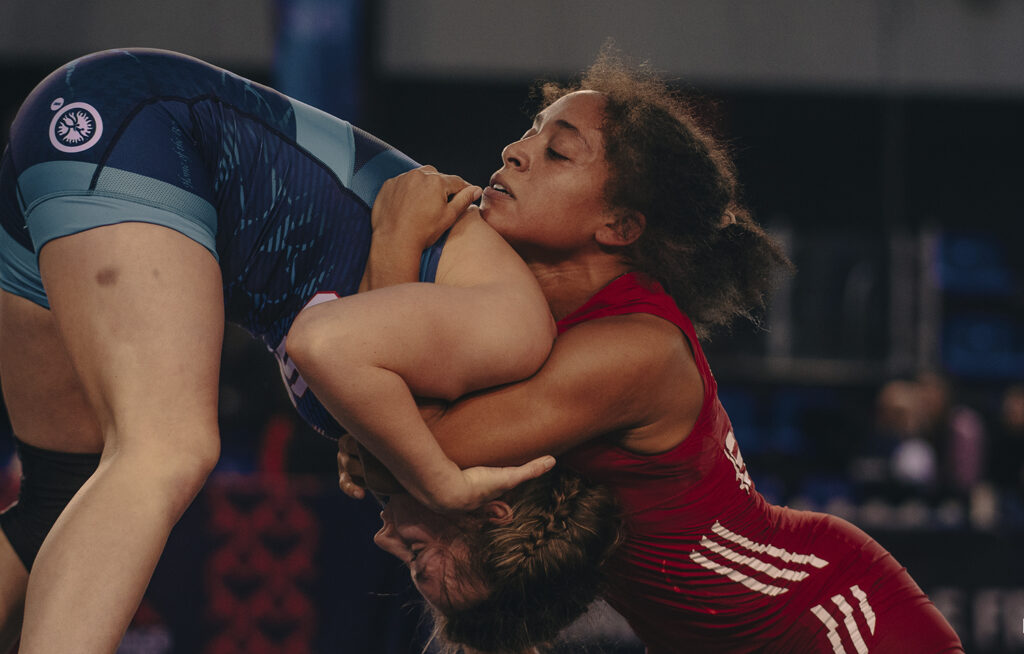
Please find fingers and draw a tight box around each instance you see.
[510,455,557,488]
[414,167,481,207]
[447,184,483,221]
[338,433,361,457]
[458,456,557,510]
[523,455,557,479]
[373,167,480,244]
[337,435,367,499]
[339,470,367,500]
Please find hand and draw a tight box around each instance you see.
[337,434,405,499]
[426,455,557,513]
[371,165,482,249]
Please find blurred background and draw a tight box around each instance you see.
[1,0,1022,652]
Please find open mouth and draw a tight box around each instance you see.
[487,175,515,199]
[490,182,513,198]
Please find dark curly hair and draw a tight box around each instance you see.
[539,45,792,338]
[427,466,623,654]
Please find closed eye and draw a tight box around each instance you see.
[409,545,425,562]
[546,148,568,161]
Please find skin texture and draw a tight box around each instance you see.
[346,89,961,654]
[355,92,705,611]
[373,494,497,610]
[0,153,555,651]
[445,91,702,459]
[285,171,558,513]
[21,224,225,654]
[0,289,103,652]
[0,531,26,652]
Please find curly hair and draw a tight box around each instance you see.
[539,45,792,338]
[427,466,623,654]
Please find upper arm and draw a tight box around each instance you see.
[287,212,554,402]
[427,314,702,467]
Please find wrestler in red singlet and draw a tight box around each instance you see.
[559,273,964,654]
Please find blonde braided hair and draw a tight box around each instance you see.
[428,467,623,654]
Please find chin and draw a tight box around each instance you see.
[478,207,512,236]
[478,203,504,223]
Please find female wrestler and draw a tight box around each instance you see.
[0,48,557,653]
[340,53,966,652]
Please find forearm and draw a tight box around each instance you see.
[288,283,553,508]
[310,362,463,510]
[421,317,685,468]
[357,231,425,292]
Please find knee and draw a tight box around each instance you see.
[109,431,220,507]
[160,438,220,490]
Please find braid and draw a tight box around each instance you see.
[429,468,623,654]
[486,475,594,577]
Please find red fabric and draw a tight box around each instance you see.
[559,273,963,654]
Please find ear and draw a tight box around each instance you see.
[481,500,514,525]
[596,210,645,247]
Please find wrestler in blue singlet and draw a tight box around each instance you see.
[0,48,445,438]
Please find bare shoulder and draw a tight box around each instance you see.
[568,312,704,454]
[433,209,532,288]
[566,312,697,381]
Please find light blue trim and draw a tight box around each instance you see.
[0,226,48,308]
[288,97,355,187]
[351,150,417,208]
[26,195,219,261]
[19,161,97,204]
[94,167,217,237]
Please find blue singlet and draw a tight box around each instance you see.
[0,48,447,437]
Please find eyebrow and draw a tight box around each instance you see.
[533,115,592,151]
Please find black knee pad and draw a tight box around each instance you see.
[0,438,101,570]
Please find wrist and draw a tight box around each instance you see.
[410,461,466,513]
[360,240,426,291]
[371,224,434,252]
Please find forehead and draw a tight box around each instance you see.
[415,539,488,611]
[540,90,607,130]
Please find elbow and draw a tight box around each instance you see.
[519,303,557,374]
[285,309,318,371]
[492,292,556,382]
[286,306,351,376]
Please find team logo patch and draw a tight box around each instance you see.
[49,99,103,153]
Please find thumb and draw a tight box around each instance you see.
[447,185,483,221]
[475,456,556,500]
[519,455,557,481]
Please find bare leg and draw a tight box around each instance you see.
[0,531,26,653]
[17,223,224,654]
[0,289,106,649]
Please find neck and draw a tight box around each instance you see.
[525,255,633,322]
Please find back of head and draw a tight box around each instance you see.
[429,466,623,653]
[539,45,793,338]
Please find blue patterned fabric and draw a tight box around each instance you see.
[0,48,444,437]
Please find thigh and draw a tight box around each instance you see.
[0,530,26,652]
[0,290,101,452]
[37,222,224,451]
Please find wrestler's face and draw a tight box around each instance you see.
[373,494,486,610]
[481,90,616,259]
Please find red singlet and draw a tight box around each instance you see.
[559,273,963,654]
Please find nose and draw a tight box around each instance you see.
[501,138,529,171]
[373,518,411,563]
